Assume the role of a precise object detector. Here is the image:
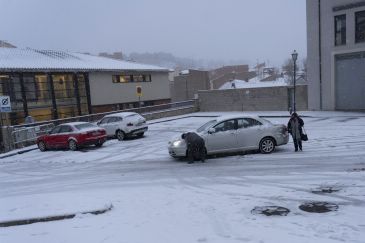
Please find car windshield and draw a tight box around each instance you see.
[259,118,272,124]
[196,120,217,132]
[74,123,96,130]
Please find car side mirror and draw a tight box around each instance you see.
[97,121,101,126]
[208,128,215,134]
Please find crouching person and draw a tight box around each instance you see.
[181,132,206,164]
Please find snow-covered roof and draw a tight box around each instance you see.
[104,112,139,118]
[216,114,260,122]
[0,48,169,72]
[219,78,289,90]
[179,70,190,75]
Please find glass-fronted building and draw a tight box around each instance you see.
[0,48,170,125]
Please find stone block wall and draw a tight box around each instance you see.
[198,85,308,112]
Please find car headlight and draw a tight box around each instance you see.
[172,140,182,147]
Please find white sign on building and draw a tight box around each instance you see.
[0,96,12,112]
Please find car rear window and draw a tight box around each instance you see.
[75,123,97,130]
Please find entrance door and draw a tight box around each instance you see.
[335,52,365,110]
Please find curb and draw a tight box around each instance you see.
[0,148,38,159]
[0,204,113,227]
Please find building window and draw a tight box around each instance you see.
[356,11,365,43]
[112,74,151,83]
[112,74,133,83]
[23,75,37,101]
[335,14,346,46]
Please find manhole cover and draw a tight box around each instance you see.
[299,202,338,213]
[351,168,365,172]
[251,206,290,216]
[312,186,340,194]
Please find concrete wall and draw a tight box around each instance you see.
[198,85,308,112]
[89,72,171,106]
[172,70,210,102]
[307,0,365,110]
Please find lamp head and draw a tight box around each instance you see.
[291,50,298,62]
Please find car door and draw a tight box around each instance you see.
[46,126,62,148]
[98,117,113,136]
[205,119,238,153]
[109,117,123,132]
[236,118,264,149]
[55,125,74,148]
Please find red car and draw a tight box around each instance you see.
[37,122,107,151]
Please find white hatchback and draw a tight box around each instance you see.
[97,112,148,140]
[168,115,289,158]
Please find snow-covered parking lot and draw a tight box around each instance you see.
[0,112,365,243]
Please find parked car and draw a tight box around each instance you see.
[37,122,107,151]
[168,115,289,158]
[97,112,148,140]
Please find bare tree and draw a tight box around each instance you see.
[282,58,298,85]
[302,57,307,80]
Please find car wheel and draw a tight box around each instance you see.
[259,137,275,154]
[68,140,78,151]
[116,130,125,141]
[95,140,104,147]
[38,141,47,152]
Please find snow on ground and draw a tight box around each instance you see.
[0,112,365,243]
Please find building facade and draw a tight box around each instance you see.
[209,65,255,90]
[307,0,365,110]
[0,48,170,125]
[171,69,210,102]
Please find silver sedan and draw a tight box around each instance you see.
[168,115,289,158]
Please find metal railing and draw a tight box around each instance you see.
[2,100,196,152]
[12,123,54,145]
[12,100,195,128]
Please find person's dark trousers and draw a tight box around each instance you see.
[187,144,195,163]
[293,137,302,151]
[188,145,206,163]
[200,147,206,162]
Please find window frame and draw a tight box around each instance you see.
[213,119,237,133]
[59,125,73,133]
[334,14,346,46]
[50,126,62,134]
[112,74,152,83]
[355,10,365,43]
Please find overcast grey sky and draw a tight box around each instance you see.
[0,0,306,66]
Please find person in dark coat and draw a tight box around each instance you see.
[287,112,304,152]
[181,132,206,163]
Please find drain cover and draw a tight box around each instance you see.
[352,168,365,172]
[251,206,290,216]
[312,186,340,194]
[299,202,338,213]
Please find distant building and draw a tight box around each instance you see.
[98,51,124,60]
[0,48,170,125]
[307,0,365,110]
[209,65,255,89]
[0,40,16,48]
[171,69,210,102]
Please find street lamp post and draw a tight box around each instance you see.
[291,50,298,113]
